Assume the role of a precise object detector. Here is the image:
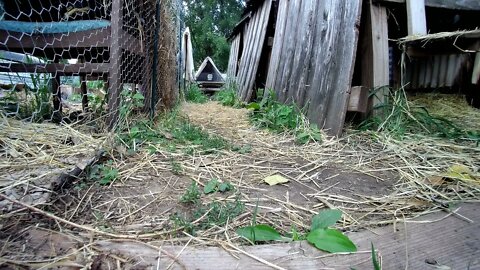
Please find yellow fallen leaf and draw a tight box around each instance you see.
[264,175,289,186]
[444,164,479,183]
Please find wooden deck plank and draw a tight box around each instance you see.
[94,203,480,269]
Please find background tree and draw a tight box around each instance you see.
[184,0,244,72]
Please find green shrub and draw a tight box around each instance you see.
[185,84,208,103]
[214,85,240,107]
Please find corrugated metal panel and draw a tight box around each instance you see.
[406,54,470,90]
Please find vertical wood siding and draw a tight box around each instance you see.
[226,34,241,87]
[266,0,362,136]
[236,0,272,101]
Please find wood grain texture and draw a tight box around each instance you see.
[93,203,480,270]
[226,34,241,87]
[406,0,427,36]
[236,0,272,101]
[359,3,389,115]
[265,0,362,136]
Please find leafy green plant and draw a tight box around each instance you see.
[68,93,82,103]
[87,80,105,90]
[214,86,241,107]
[180,181,201,204]
[89,161,119,185]
[247,89,322,144]
[236,208,357,253]
[203,179,234,194]
[185,84,208,103]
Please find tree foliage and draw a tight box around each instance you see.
[184,0,244,72]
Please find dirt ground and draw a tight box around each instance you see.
[1,101,479,269]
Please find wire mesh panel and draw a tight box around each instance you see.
[0,0,177,129]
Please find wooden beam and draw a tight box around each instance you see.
[360,3,390,114]
[406,0,427,36]
[107,0,123,130]
[0,63,109,75]
[374,0,480,11]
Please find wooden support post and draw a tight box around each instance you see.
[51,74,62,122]
[107,0,123,129]
[406,0,427,36]
[360,2,390,115]
[79,58,89,111]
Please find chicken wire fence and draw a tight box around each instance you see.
[0,0,180,129]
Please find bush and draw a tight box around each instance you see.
[185,84,208,103]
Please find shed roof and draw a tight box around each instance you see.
[195,57,225,83]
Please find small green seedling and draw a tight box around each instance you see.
[89,161,119,185]
[180,181,201,204]
[204,179,234,194]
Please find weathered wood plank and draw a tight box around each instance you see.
[275,0,302,103]
[322,0,363,135]
[265,0,288,90]
[288,0,317,106]
[374,0,480,11]
[236,0,272,101]
[406,0,427,36]
[226,34,241,86]
[243,1,272,101]
[265,0,362,135]
[92,203,480,270]
[359,3,389,115]
[348,86,369,113]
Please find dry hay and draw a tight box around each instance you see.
[409,93,480,131]
[0,101,479,268]
[0,116,107,213]
[398,28,480,45]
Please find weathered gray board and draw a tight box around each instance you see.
[236,0,272,101]
[265,0,363,136]
[91,203,480,269]
[226,34,241,87]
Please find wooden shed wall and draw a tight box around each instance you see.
[236,0,272,101]
[265,0,363,136]
[226,34,241,87]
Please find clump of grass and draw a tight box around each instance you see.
[247,89,322,144]
[173,190,244,235]
[214,85,242,107]
[360,88,480,142]
[116,107,230,154]
[185,84,208,103]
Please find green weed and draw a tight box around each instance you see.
[170,158,183,175]
[237,209,357,253]
[180,181,201,204]
[214,85,242,107]
[89,161,119,185]
[173,196,244,235]
[185,84,208,103]
[247,89,322,144]
[203,179,234,194]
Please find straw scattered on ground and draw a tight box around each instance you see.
[0,101,479,268]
